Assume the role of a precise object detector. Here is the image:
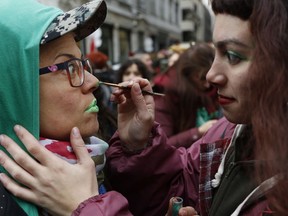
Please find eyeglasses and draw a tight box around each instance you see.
[39,58,92,87]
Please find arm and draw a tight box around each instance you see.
[106,117,236,216]
[110,78,155,150]
[106,123,201,216]
[154,94,217,148]
[72,191,131,216]
[167,120,218,148]
[0,126,132,216]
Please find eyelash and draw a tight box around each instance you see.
[225,50,247,65]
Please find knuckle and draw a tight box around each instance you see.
[85,158,95,169]
[13,153,26,165]
[11,189,20,197]
[28,144,40,156]
[10,170,22,180]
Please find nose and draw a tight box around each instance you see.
[82,71,99,93]
[125,74,137,82]
[206,60,226,88]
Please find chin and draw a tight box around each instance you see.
[224,114,250,124]
[78,124,98,139]
[224,112,250,124]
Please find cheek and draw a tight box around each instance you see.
[122,75,130,82]
[40,92,82,139]
[235,69,251,99]
[40,85,76,125]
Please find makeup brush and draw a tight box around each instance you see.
[99,81,165,97]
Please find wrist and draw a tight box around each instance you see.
[71,195,100,216]
[121,132,154,153]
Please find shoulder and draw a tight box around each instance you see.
[200,117,236,144]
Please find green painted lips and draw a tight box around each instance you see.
[85,98,99,113]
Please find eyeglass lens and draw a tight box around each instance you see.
[67,59,92,87]
[67,60,84,87]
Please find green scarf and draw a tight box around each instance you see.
[0,0,62,215]
[196,107,220,127]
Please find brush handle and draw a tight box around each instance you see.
[99,81,165,97]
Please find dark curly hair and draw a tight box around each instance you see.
[115,59,151,83]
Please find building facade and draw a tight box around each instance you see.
[38,0,212,64]
[100,0,182,64]
[180,0,212,43]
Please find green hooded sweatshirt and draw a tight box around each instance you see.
[0,0,63,215]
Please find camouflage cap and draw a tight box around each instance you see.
[40,0,107,45]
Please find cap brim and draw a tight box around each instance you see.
[40,0,107,45]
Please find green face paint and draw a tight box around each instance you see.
[85,98,99,113]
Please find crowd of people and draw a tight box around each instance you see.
[1,0,288,215]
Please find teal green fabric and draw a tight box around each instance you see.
[0,0,63,215]
[196,107,220,127]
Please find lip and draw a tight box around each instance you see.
[218,94,235,105]
[85,98,99,113]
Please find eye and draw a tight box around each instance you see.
[226,50,247,65]
[68,61,80,78]
[134,71,141,76]
[123,71,131,76]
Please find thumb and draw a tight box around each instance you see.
[70,127,91,164]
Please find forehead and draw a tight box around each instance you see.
[126,63,138,71]
[40,33,81,60]
[213,14,253,48]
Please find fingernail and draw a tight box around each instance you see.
[14,125,21,132]
[0,173,6,182]
[96,80,100,88]
[72,127,80,137]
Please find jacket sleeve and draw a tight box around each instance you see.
[154,94,201,148]
[105,117,235,216]
[167,128,201,148]
[71,191,132,216]
[106,122,201,216]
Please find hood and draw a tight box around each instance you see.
[0,0,63,214]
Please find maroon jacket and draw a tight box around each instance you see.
[153,65,221,148]
[73,117,272,216]
[154,93,202,148]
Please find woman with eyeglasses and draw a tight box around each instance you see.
[0,0,149,215]
[3,0,288,216]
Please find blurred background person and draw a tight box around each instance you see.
[93,88,117,143]
[86,50,117,142]
[86,50,115,92]
[154,42,222,148]
[115,58,152,83]
[130,52,154,77]
[86,50,115,107]
[86,50,115,83]
[113,58,153,115]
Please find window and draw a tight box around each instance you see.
[182,9,193,20]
